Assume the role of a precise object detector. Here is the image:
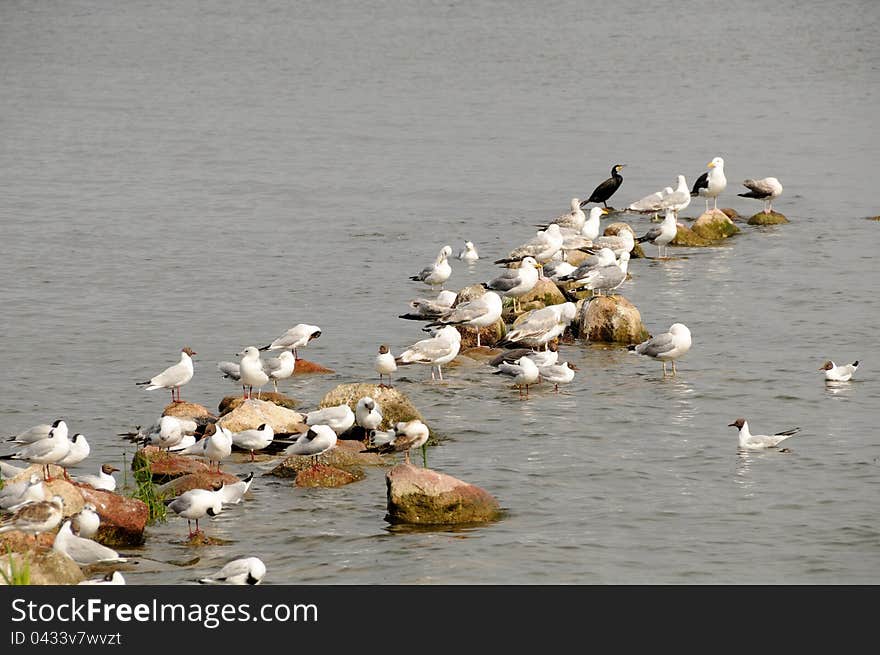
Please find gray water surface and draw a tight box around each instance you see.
[1,0,878,584]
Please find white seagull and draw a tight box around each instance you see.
[56,433,90,471]
[410,245,453,289]
[355,397,383,431]
[236,346,270,399]
[492,356,540,398]
[283,424,338,464]
[167,487,224,537]
[264,351,296,391]
[458,241,479,261]
[70,503,100,539]
[658,174,691,218]
[259,323,322,359]
[483,256,541,313]
[691,157,727,211]
[628,185,674,214]
[636,207,678,258]
[738,177,783,213]
[399,290,458,321]
[629,323,693,377]
[53,520,124,565]
[426,291,503,348]
[538,361,577,392]
[230,424,274,461]
[488,341,559,369]
[556,247,617,284]
[178,425,233,471]
[216,472,254,505]
[73,464,120,492]
[495,224,563,265]
[499,302,577,350]
[728,418,801,450]
[1,423,71,480]
[546,198,587,232]
[136,346,196,403]
[305,404,355,436]
[199,557,266,585]
[375,344,398,387]
[0,473,46,511]
[6,419,65,445]
[395,324,462,381]
[819,360,859,382]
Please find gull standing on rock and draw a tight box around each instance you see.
[259,324,322,359]
[546,198,587,231]
[636,207,678,258]
[458,241,479,261]
[426,291,503,348]
[659,175,691,218]
[483,256,541,314]
[73,464,120,492]
[629,323,692,377]
[498,302,577,350]
[0,473,45,510]
[0,423,71,480]
[0,495,64,543]
[819,360,859,382]
[366,420,429,465]
[375,345,398,387]
[199,557,266,585]
[283,424,338,464]
[230,424,274,462]
[136,347,196,403]
[178,425,233,471]
[70,503,100,539]
[728,418,801,451]
[355,397,383,431]
[236,346,269,399]
[264,351,296,392]
[395,324,462,381]
[568,252,630,297]
[305,403,356,436]
[738,177,783,213]
[410,245,453,289]
[691,157,727,211]
[398,290,458,321]
[56,433,90,474]
[587,228,635,258]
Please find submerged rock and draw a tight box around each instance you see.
[216,398,304,434]
[385,463,502,525]
[76,486,149,547]
[747,210,789,225]
[691,209,740,240]
[573,295,649,344]
[317,383,425,432]
[670,222,712,247]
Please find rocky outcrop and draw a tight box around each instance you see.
[670,222,712,247]
[162,402,214,421]
[747,210,789,225]
[216,398,304,433]
[132,446,212,483]
[268,439,385,480]
[0,548,84,586]
[573,295,649,344]
[76,486,149,547]
[512,279,568,315]
[604,222,646,258]
[720,208,741,221]
[219,392,299,415]
[692,209,740,240]
[385,463,502,525]
[292,359,335,374]
[293,463,364,488]
[316,383,425,432]
[153,471,240,499]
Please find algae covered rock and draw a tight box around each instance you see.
[513,278,568,315]
[385,463,502,525]
[267,439,385,479]
[217,398,304,434]
[317,383,425,432]
[0,548,84,586]
[670,222,712,247]
[603,222,647,258]
[573,295,649,344]
[692,209,740,240]
[747,210,789,225]
[294,463,363,488]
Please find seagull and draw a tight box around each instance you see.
[538,361,577,392]
[629,323,692,377]
[56,433,90,473]
[636,207,678,258]
[0,461,26,480]
[395,324,462,381]
[70,503,100,538]
[426,291,503,348]
[199,557,266,585]
[581,164,625,209]
[410,245,453,289]
[542,259,577,283]
[458,241,479,261]
[0,423,71,480]
[0,495,64,543]
[495,224,563,266]
[658,174,691,218]
[167,487,224,537]
[53,520,124,565]
[483,256,541,314]
[628,185,674,215]
[488,341,559,368]
[587,228,635,257]
[305,404,355,436]
[216,472,254,505]
[498,302,577,349]
[493,356,540,398]
[6,419,65,444]
[398,290,458,321]
[236,346,270,399]
[367,427,397,449]
[230,424,274,461]
[355,397,383,431]
[264,351,296,392]
[73,464,120,492]
[0,473,45,511]
[136,346,196,403]
[217,360,241,383]
[578,206,609,242]
[78,571,126,585]
[568,252,630,296]
[556,247,617,284]
[819,360,859,382]
[728,418,801,450]
[547,198,587,231]
[375,344,398,387]
[146,415,194,451]
[177,425,233,471]
[283,424,338,464]
[691,157,727,211]
[259,323,322,359]
[738,177,783,213]
[365,419,429,465]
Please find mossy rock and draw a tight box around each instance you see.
[317,383,425,432]
[720,207,741,221]
[671,223,712,247]
[573,295,650,345]
[748,210,789,225]
[294,463,364,488]
[514,279,567,314]
[691,209,740,240]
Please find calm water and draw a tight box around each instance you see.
[1,0,878,584]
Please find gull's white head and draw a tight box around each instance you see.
[439,245,453,259]
[669,323,691,337]
[560,302,577,322]
[238,346,260,359]
[521,256,539,268]
[588,206,606,221]
[708,157,724,169]
[570,198,581,211]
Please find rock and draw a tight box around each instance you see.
[603,222,647,258]
[292,359,334,374]
[162,402,214,421]
[294,463,364,488]
[317,383,425,432]
[267,439,386,479]
[670,222,712,247]
[747,210,789,225]
[216,398,305,434]
[132,446,212,483]
[720,207,741,221]
[447,285,508,348]
[573,295,650,344]
[219,392,299,415]
[154,471,241,499]
[385,463,502,525]
[691,209,740,240]
[6,465,84,517]
[869,215,880,221]
[507,279,567,316]
[76,486,149,547]
[0,548,84,585]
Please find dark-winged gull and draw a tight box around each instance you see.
[738,177,783,213]
[691,157,727,211]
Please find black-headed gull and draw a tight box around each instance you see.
[366,420,429,465]
[355,397,383,431]
[167,486,224,537]
[636,207,678,258]
[738,177,783,213]
[581,164,625,209]
[492,355,540,398]
[426,291,503,348]
[73,463,119,492]
[0,495,64,543]
[56,433,90,472]
[177,425,233,471]
[305,403,355,436]
[136,346,196,403]
[375,344,398,387]
[71,502,100,538]
[629,323,692,377]
[0,473,45,510]
[259,323,322,359]
[230,424,274,461]
[216,472,254,505]
[1,424,71,480]
[283,424,338,464]
[483,256,541,313]
[728,418,801,450]
[410,245,453,289]
[53,520,124,565]
[198,556,266,585]
[691,157,727,211]
[488,341,559,369]
[819,360,859,382]
[395,324,462,381]
[6,419,65,444]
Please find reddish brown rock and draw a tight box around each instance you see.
[161,402,214,421]
[0,547,84,585]
[294,463,363,488]
[385,463,501,525]
[292,359,334,374]
[76,486,149,547]
[132,446,212,483]
[720,207,741,221]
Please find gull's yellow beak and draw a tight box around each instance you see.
[707,161,715,168]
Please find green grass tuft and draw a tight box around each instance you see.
[0,545,31,586]
[129,454,167,524]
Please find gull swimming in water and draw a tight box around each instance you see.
[538,361,577,392]
[691,157,727,211]
[70,502,100,538]
[366,420,429,465]
[819,360,859,382]
[375,344,397,387]
[458,241,479,261]
[236,346,269,399]
[355,397,383,431]
[498,302,577,350]
[738,177,783,213]
[581,164,625,209]
[283,424,338,464]
[728,418,801,450]
[230,424,274,461]
[199,557,266,585]
[410,245,453,289]
[73,464,120,492]
[636,207,678,258]
[399,290,458,321]
[0,495,64,543]
[629,323,692,377]
[483,256,541,313]
[305,404,355,436]
[136,347,196,403]
[395,324,462,381]
[426,291,503,348]
[492,355,540,398]
[167,486,224,537]
[260,323,322,359]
